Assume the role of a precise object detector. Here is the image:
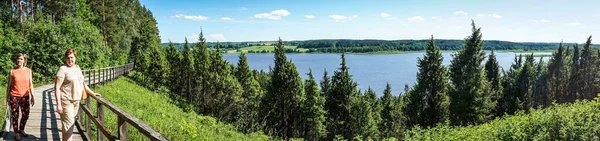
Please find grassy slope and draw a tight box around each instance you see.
[91,77,271,141]
[404,98,600,141]
[227,45,307,53]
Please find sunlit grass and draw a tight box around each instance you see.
[88,77,272,141]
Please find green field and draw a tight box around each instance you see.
[405,97,600,140]
[90,77,271,141]
[227,45,308,53]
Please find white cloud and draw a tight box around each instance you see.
[381,13,391,18]
[206,34,226,42]
[533,19,550,23]
[240,7,248,11]
[305,15,315,19]
[477,14,502,18]
[567,22,581,26]
[254,9,291,20]
[407,16,425,21]
[329,14,358,22]
[454,11,468,15]
[220,17,233,21]
[173,14,208,21]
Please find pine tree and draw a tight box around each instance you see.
[260,38,305,139]
[301,68,327,140]
[449,20,494,126]
[407,35,449,127]
[235,52,264,133]
[364,87,381,137]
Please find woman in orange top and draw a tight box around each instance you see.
[5,53,35,141]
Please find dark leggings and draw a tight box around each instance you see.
[9,95,30,132]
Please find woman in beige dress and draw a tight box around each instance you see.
[54,48,100,141]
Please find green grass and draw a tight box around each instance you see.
[404,97,600,140]
[227,46,307,53]
[89,77,272,141]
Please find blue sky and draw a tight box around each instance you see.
[140,0,600,43]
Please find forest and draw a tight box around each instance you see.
[1,0,600,140]
[163,38,599,54]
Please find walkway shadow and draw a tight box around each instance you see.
[41,88,61,141]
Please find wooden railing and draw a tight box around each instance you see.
[77,63,169,141]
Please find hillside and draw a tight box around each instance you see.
[90,77,272,141]
[404,97,600,140]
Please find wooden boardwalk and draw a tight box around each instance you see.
[3,84,84,141]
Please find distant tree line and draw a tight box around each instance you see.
[163,39,599,54]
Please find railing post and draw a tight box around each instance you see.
[85,97,91,138]
[97,102,105,141]
[118,117,129,141]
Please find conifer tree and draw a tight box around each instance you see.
[578,36,598,100]
[379,83,401,138]
[166,41,182,94]
[325,53,358,140]
[235,52,264,133]
[301,68,327,140]
[546,43,569,104]
[407,36,449,127]
[567,44,580,102]
[260,38,305,139]
[449,21,494,125]
[516,54,535,110]
[485,49,504,116]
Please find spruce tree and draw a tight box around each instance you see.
[301,68,327,140]
[567,44,580,102]
[408,35,449,127]
[379,83,401,138]
[260,38,305,139]
[485,49,503,117]
[321,69,331,97]
[578,36,598,100]
[182,38,195,101]
[235,52,264,133]
[546,43,569,104]
[449,20,494,126]
[533,58,548,108]
[326,53,357,140]
[193,30,212,112]
[166,41,182,95]
[516,54,535,110]
[204,42,243,122]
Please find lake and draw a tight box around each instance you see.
[223,52,551,96]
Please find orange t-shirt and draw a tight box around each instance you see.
[10,68,31,97]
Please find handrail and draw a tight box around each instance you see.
[77,63,169,141]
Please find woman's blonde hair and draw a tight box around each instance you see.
[14,53,27,68]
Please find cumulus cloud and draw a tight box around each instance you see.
[533,19,550,23]
[220,17,233,21]
[329,14,358,22]
[567,22,581,26]
[381,12,391,18]
[206,34,226,41]
[477,14,502,18]
[305,15,315,19]
[454,11,468,15]
[407,16,425,21]
[173,14,208,21]
[254,9,291,20]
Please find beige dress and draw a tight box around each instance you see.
[55,65,84,141]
